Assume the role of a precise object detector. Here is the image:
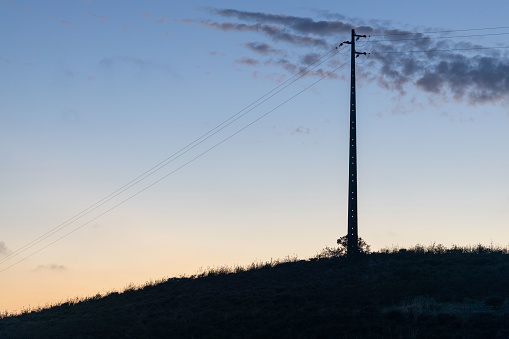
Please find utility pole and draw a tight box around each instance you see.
[342,29,366,257]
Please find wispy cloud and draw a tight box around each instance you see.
[245,42,284,56]
[195,20,329,48]
[0,241,10,257]
[368,41,509,103]
[292,126,311,135]
[98,56,176,78]
[236,56,259,66]
[182,8,509,104]
[211,8,360,36]
[156,16,167,24]
[32,264,67,273]
[300,53,321,66]
[87,12,109,23]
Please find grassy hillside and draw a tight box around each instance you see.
[1,245,508,338]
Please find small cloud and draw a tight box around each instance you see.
[1,58,11,63]
[174,18,194,24]
[60,20,74,26]
[265,73,286,83]
[208,51,224,56]
[123,23,131,32]
[0,241,11,257]
[88,12,109,23]
[86,75,96,81]
[32,264,67,273]
[245,42,282,56]
[14,7,32,13]
[300,53,321,66]
[156,16,167,24]
[165,33,173,38]
[292,126,311,135]
[23,62,33,66]
[98,56,176,78]
[236,56,259,66]
[141,12,152,19]
[62,109,80,123]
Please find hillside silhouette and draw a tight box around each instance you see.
[1,244,508,338]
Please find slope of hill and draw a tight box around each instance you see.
[1,246,508,338]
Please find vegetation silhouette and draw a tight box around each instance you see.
[0,244,508,338]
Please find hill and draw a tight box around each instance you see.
[1,245,508,338]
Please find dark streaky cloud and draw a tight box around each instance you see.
[198,21,329,48]
[177,8,509,104]
[237,56,259,66]
[300,53,321,66]
[212,8,364,36]
[245,42,283,56]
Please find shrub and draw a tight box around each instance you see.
[337,235,371,255]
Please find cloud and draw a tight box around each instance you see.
[88,12,109,23]
[369,42,509,103]
[292,126,311,134]
[184,8,509,104]
[60,20,74,26]
[0,241,10,257]
[156,16,167,24]
[62,108,80,123]
[212,8,361,36]
[236,56,259,66]
[32,264,67,272]
[264,58,338,79]
[300,53,321,66]
[141,12,152,18]
[99,56,152,72]
[98,56,177,79]
[13,7,32,13]
[245,42,283,56]
[190,20,329,48]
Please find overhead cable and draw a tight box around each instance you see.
[0,45,347,270]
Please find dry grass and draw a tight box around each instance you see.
[0,244,508,338]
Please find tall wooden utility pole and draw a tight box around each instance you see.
[343,29,366,257]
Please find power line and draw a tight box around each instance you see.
[0,47,342,267]
[368,25,509,37]
[370,31,509,43]
[0,60,350,274]
[368,45,509,55]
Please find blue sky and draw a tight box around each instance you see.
[1,0,508,312]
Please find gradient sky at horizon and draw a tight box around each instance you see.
[1,0,509,313]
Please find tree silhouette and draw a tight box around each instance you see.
[337,235,371,255]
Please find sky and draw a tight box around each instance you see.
[1,0,508,313]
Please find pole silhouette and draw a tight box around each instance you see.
[342,29,366,257]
